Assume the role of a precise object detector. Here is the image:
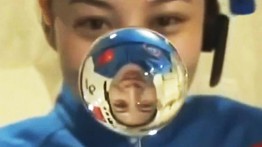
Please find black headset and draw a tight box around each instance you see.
[202,0,230,87]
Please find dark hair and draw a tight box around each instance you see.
[205,0,220,19]
[203,0,220,51]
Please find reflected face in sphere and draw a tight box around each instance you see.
[108,64,157,126]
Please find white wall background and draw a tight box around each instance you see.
[0,0,261,126]
[190,0,262,107]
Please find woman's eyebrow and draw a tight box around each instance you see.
[150,0,191,4]
[69,0,113,10]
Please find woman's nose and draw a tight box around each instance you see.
[119,11,147,28]
[127,85,143,101]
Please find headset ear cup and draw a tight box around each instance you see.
[202,19,217,52]
[210,15,229,87]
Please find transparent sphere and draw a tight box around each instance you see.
[79,28,188,137]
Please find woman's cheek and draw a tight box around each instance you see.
[54,19,93,91]
[168,31,202,83]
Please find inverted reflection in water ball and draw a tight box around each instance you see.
[79,28,188,137]
[107,63,157,127]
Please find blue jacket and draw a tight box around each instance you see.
[1,85,262,147]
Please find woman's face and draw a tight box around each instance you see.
[108,64,157,126]
[50,0,204,95]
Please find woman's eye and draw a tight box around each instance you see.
[114,101,128,109]
[156,16,177,27]
[138,103,156,112]
[74,17,111,38]
[150,15,186,34]
[83,18,106,30]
